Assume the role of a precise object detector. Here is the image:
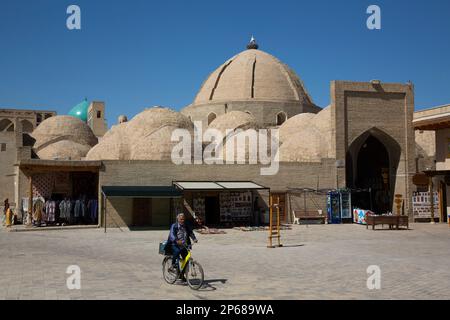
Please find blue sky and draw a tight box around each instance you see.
[1,0,450,126]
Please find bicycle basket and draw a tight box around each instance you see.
[159,241,168,255]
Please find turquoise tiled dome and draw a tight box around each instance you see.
[68,99,89,122]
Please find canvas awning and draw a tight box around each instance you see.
[173,181,268,191]
[101,186,183,198]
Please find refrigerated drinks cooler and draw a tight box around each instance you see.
[327,190,352,224]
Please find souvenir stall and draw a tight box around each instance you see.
[174,181,269,227]
[18,159,102,228]
[219,191,253,224]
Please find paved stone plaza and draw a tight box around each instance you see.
[0,223,449,300]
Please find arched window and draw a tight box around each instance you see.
[21,120,34,133]
[207,113,217,125]
[276,112,287,126]
[0,119,14,132]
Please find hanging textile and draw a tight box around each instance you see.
[33,199,45,224]
[88,199,98,222]
[45,200,56,222]
[59,200,72,220]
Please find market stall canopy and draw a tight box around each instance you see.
[101,186,183,198]
[173,181,268,191]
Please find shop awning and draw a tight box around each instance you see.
[173,181,268,191]
[215,181,267,190]
[101,186,183,198]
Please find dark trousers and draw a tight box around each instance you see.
[171,244,188,268]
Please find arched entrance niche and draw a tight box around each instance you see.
[207,113,217,125]
[21,120,34,133]
[346,128,401,213]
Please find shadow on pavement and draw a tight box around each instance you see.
[279,244,305,248]
[197,279,228,291]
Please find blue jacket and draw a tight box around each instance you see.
[168,222,197,246]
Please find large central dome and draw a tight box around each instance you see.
[182,40,320,128]
[194,49,312,104]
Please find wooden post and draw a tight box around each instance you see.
[27,175,33,227]
[268,194,273,248]
[429,177,435,224]
[276,196,282,247]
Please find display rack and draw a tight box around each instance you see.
[220,191,252,223]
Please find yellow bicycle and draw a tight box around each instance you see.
[161,243,204,290]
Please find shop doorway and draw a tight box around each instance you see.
[133,198,151,226]
[72,172,98,199]
[347,129,401,214]
[205,196,220,225]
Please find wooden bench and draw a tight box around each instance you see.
[366,214,409,230]
[292,210,326,225]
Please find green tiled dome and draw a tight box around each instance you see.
[68,99,89,122]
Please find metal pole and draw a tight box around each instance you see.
[277,196,281,247]
[27,175,33,227]
[102,191,107,233]
[429,177,435,224]
[268,194,273,248]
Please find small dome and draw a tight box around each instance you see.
[209,129,278,163]
[86,107,193,161]
[277,106,333,162]
[208,111,259,137]
[127,107,193,140]
[36,140,92,161]
[130,126,192,161]
[68,99,90,122]
[86,124,129,160]
[118,115,128,124]
[32,115,97,150]
[311,105,332,133]
[277,127,327,162]
[279,113,316,143]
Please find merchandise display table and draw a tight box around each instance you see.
[366,214,409,230]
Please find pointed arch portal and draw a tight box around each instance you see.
[346,128,401,213]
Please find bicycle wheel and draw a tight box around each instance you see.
[185,260,204,290]
[162,256,179,284]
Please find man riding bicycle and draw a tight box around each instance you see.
[168,213,198,275]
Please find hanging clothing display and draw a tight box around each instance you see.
[87,199,98,223]
[45,200,56,223]
[33,198,45,225]
[74,199,87,223]
[59,200,72,220]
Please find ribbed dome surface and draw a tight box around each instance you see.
[193,49,312,105]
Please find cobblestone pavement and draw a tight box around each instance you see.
[0,223,449,300]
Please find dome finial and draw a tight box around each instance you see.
[247,36,259,50]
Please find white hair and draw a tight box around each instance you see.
[177,213,185,220]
